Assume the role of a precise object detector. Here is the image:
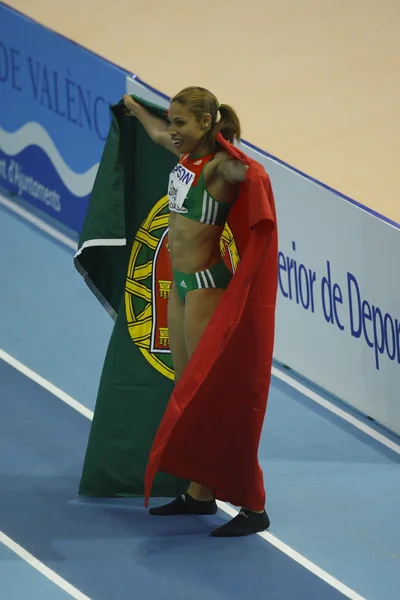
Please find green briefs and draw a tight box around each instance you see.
[173,260,232,303]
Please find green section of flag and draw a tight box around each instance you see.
[75,97,175,316]
[75,97,187,498]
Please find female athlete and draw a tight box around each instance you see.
[122,87,270,537]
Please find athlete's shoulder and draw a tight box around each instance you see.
[206,150,230,173]
[213,150,231,163]
[213,150,249,183]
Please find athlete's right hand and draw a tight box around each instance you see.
[121,94,139,116]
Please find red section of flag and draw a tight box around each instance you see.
[152,233,172,351]
[145,134,278,511]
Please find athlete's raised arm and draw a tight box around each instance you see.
[122,95,180,157]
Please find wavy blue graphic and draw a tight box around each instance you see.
[0,144,91,232]
[0,123,98,196]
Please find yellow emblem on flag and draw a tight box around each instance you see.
[159,328,169,347]
[158,280,171,299]
[125,194,239,380]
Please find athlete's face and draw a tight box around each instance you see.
[168,102,212,154]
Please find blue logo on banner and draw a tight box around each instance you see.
[0,4,128,232]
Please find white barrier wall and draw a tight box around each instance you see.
[126,76,400,435]
[258,153,400,434]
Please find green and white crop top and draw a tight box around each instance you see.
[167,152,232,226]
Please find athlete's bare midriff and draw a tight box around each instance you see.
[168,213,223,272]
[168,157,237,273]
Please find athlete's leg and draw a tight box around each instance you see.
[185,286,270,537]
[184,286,225,502]
[152,271,269,533]
[149,282,217,516]
[184,287,225,357]
[167,282,189,383]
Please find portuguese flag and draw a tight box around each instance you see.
[74,97,187,498]
[75,95,278,511]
